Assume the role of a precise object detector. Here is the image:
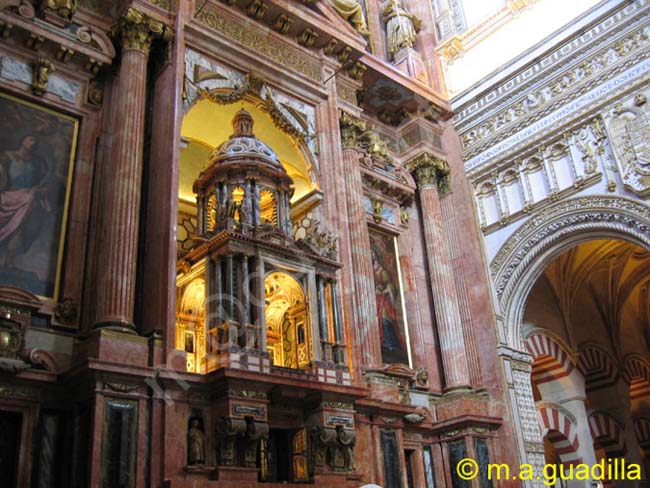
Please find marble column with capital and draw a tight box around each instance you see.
[339,112,382,369]
[94,9,169,332]
[408,153,471,390]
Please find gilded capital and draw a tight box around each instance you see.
[407,152,451,196]
[339,111,366,150]
[112,8,169,55]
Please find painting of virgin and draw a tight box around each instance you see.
[0,93,77,298]
[369,230,409,365]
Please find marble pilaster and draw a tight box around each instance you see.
[94,9,168,331]
[339,112,382,369]
[408,152,470,390]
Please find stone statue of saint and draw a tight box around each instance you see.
[188,418,206,465]
[327,0,370,36]
[382,0,420,56]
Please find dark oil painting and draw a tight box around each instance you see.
[369,230,409,365]
[0,93,77,298]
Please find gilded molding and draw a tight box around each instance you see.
[339,111,366,150]
[32,58,55,96]
[112,8,168,55]
[406,152,451,195]
[194,3,321,81]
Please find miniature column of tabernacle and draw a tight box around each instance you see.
[408,153,471,390]
[94,9,169,331]
[339,112,382,368]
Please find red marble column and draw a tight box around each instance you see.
[94,9,168,331]
[339,112,382,369]
[408,152,471,390]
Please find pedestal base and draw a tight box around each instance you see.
[394,47,428,83]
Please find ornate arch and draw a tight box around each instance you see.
[623,354,650,400]
[588,412,626,458]
[524,330,575,385]
[490,195,650,350]
[633,417,650,451]
[577,343,619,391]
[536,402,582,465]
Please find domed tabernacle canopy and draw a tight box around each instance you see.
[192,110,295,236]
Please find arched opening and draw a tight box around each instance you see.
[521,238,650,478]
[264,271,311,369]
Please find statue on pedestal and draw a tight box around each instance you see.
[188,418,206,465]
[382,0,421,56]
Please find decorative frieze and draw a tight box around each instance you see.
[453,0,649,130]
[193,3,322,81]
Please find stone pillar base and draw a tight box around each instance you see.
[76,328,148,367]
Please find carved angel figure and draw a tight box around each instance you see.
[327,0,370,36]
[382,0,420,56]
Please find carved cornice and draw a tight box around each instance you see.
[339,110,366,150]
[406,152,451,196]
[111,7,169,55]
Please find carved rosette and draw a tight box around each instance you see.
[407,152,451,196]
[339,111,366,151]
[112,8,169,55]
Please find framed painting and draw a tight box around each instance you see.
[0,92,78,299]
[369,229,411,366]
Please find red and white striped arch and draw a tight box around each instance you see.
[634,417,650,451]
[623,355,650,400]
[525,332,575,385]
[577,344,618,392]
[588,412,626,458]
[536,403,582,465]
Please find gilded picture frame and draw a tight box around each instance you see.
[0,92,78,299]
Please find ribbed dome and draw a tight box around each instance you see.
[211,109,284,173]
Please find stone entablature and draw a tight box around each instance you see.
[453,0,649,163]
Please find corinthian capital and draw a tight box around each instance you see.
[339,111,366,150]
[407,152,451,196]
[112,8,169,54]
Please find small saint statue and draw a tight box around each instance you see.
[188,418,206,465]
[382,0,421,57]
